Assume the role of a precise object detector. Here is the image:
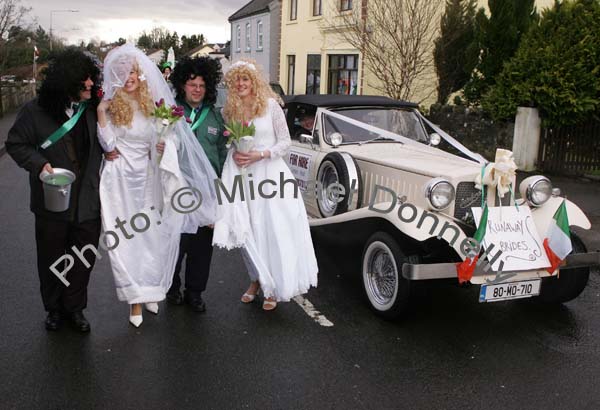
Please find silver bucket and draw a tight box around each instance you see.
[39,168,76,212]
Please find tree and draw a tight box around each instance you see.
[326,0,442,102]
[34,25,50,62]
[179,33,204,56]
[0,0,30,116]
[434,0,478,104]
[171,31,179,53]
[482,0,600,127]
[137,32,152,49]
[0,0,31,71]
[463,0,538,105]
[136,28,206,57]
[0,0,30,43]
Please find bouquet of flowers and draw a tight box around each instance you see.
[151,98,187,162]
[223,120,256,153]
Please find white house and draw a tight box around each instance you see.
[187,43,228,58]
[229,0,281,84]
[146,49,165,65]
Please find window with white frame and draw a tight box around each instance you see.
[328,54,359,95]
[257,20,263,50]
[245,22,251,51]
[306,54,321,94]
[236,25,241,52]
[290,0,297,21]
[287,55,296,94]
[340,0,352,11]
[313,0,322,16]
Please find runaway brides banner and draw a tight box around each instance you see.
[472,206,551,272]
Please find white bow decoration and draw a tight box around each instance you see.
[475,149,518,198]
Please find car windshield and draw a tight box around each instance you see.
[323,108,428,145]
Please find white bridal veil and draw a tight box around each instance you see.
[102,43,219,231]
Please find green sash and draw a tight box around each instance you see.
[40,102,88,150]
[190,106,210,132]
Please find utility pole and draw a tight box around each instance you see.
[50,9,79,51]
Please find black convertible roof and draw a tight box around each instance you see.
[283,94,418,108]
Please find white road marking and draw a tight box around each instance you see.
[292,295,334,327]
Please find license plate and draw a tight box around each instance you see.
[479,279,541,303]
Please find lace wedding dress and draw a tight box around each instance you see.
[213,98,318,301]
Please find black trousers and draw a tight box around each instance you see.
[169,226,214,297]
[35,216,101,313]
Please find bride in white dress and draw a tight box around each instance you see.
[97,44,219,327]
[213,60,318,310]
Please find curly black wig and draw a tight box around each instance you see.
[37,47,101,122]
[171,56,222,106]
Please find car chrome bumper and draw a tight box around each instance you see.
[402,251,600,282]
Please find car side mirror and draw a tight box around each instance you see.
[429,133,441,146]
[300,134,313,143]
[300,133,314,149]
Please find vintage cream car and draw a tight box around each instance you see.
[283,95,599,318]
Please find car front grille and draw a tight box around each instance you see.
[454,182,482,223]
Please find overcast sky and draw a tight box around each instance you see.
[25,0,247,45]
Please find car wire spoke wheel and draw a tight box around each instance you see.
[316,152,362,218]
[362,232,410,318]
[317,160,340,217]
[365,242,398,307]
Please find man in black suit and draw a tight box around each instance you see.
[6,48,108,332]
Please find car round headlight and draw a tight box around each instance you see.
[520,176,552,207]
[429,133,442,146]
[330,132,343,147]
[425,178,455,210]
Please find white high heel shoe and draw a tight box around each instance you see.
[144,302,159,315]
[129,305,143,328]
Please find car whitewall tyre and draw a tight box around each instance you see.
[316,152,362,218]
[362,232,410,318]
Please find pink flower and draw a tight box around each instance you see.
[243,121,249,127]
[223,130,231,137]
[185,117,192,124]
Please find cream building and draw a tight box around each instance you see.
[279,0,556,103]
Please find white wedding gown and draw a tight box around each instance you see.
[98,109,186,303]
[213,98,318,301]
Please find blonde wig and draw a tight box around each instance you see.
[108,62,154,127]
[223,59,282,122]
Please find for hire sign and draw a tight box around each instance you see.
[472,206,550,272]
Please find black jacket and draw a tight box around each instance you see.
[6,98,103,222]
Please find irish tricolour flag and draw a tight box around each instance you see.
[543,200,572,274]
[456,204,488,284]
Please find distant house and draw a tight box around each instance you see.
[185,43,231,74]
[229,0,281,83]
[187,43,227,58]
[146,49,165,65]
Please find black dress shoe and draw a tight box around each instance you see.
[184,294,206,312]
[45,311,62,331]
[166,291,184,306]
[69,311,91,332]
